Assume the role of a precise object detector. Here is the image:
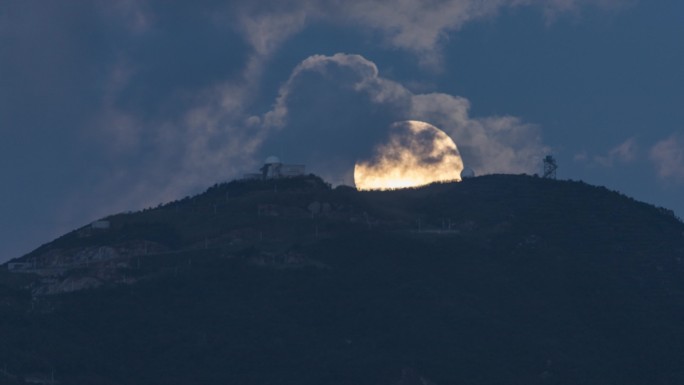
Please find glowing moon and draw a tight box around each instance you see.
[354,120,464,190]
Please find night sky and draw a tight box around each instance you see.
[1,0,683,263]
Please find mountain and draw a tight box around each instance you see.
[1,174,684,385]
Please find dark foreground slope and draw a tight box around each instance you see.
[1,175,684,385]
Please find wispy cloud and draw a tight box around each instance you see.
[596,137,638,167]
[231,0,633,67]
[650,134,684,183]
[574,137,638,168]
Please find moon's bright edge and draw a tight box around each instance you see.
[354,120,464,190]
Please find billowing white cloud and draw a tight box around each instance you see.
[650,134,684,182]
[0,0,638,262]
[7,0,617,214]
[260,53,547,180]
[86,0,622,206]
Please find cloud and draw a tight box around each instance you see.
[82,79,266,216]
[236,6,311,57]
[230,0,634,67]
[535,0,636,21]
[573,151,589,162]
[650,134,684,183]
[105,0,633,64]
[595,137,638,167]
[409,95,545,174]
[573,137,638,168]
[258,53,547,183]
[0,0,630,261]
[63,0,620,204]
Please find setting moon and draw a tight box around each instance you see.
[354,120,464,190]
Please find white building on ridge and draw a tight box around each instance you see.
[244,156,306,180]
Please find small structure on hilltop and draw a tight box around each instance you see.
[460,167,475,179]
[244,156,306,180]
[542,155,558,179]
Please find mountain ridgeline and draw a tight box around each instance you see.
[1,174,684,385]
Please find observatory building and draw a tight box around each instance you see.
[460,167,475,179]
[244,156,306,180]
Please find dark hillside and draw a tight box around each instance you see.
[1,174,684,385]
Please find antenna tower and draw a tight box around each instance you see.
[542,155,558,179]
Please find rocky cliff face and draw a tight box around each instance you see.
[12,241,168,295]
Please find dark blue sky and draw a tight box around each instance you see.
[1,0,683,262]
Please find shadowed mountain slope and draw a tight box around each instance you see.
[1,174,683,385]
